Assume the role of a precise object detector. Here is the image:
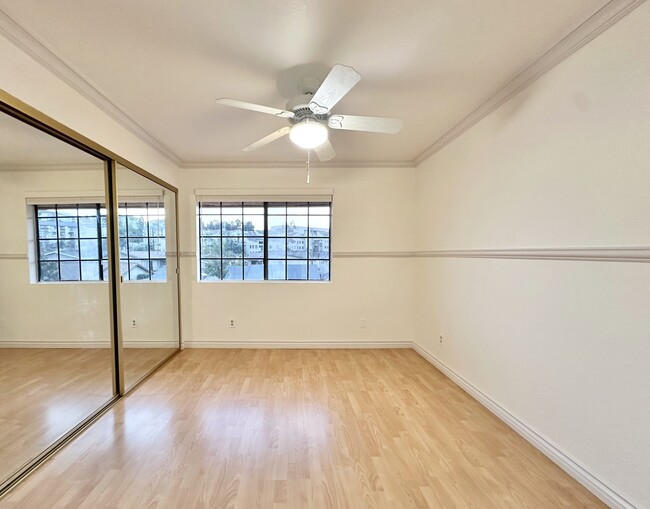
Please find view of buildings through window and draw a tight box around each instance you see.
[35,203,166,282]
[198,202,331,281]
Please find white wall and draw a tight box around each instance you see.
[414,3,650,508]
[0,167,111,344]
[0,168,178,347]
[178,165,416,345]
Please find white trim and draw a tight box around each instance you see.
[414,247,650,263]
[124,341,178,348]
[0,253,27,260]
[334,247,650,263]
[182,340,412,349]
[413,0,645,165]
[334,251,414,259]
[0,8,181,166]
[0,341,110,348]
[0,341,178,348]
[182,247,650,262]
[412,343,639,509]
[182,160,414,169]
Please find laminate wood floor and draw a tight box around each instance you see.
[0,349,605,508]
[0,347,174,482]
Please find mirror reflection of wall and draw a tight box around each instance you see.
[116,163,179,391]
[0,112,114,484]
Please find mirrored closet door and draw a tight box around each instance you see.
[0,93,181,495]
[0,111,114,485]
[116,163,179,391]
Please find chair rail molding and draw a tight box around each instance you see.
[334,246,650,263]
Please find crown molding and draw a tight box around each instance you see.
[1,2,643,170]
[0,8,181,166]
[180,159,414,169]
[412,0,646,167]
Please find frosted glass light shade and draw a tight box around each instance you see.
[289,121,328,149]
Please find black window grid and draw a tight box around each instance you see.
[35,204,106,282]
[34,203,166,282]
[119,202,166,281]
[198,201,331,281]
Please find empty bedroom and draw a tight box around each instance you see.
[0,1,648,508]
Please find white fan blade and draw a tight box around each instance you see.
[308,64,361,115]
[242,127,291,152]
[314,139,336,162]
[216,98,294,118]
[328,114,403,134]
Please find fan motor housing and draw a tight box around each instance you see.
[286,94,328,125]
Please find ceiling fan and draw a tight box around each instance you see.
[215,64,403,162]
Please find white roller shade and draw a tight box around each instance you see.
[25,191,104,205]
[195,188,333,203]
[25,189,165,205]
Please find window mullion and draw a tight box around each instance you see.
[240,204,244,280]
[76,205,82,280]
[124,204,129,281]
[219,202,223,280]
[146,203,152,280]
[306,207,310,280]
[96,204,103,280]
[264,202,269,280]
[35,206,42,281]
[55,205,61,281]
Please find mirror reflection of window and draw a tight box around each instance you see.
[0,111,113,486]
[115,163,179,392]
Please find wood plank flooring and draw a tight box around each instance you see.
[0,349,605,508]
[0,347,174,482]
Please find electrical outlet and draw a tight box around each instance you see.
[131,318,138,328]
[229,318,236,328]
[439,334,444,345]
[360,318,367,329]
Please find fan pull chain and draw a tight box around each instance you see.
[306,150,311,184]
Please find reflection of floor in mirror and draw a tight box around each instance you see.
[0,347,174,482]
[0,349,604,508]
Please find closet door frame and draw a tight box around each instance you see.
[0,89,181,496]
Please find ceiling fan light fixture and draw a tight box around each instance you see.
[289,120,328,149]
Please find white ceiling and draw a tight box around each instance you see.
[0,0,610,166]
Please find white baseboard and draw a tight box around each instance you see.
[0,341,110,348]
[124,341,178,349]
[411,343,638,509]
[181,340,412,349]
[0,341,178,349]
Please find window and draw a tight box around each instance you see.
[198,201,331,281]
[34,202,166,282]
[118,202,167,281]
